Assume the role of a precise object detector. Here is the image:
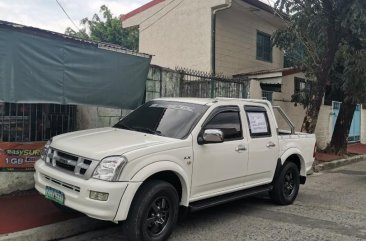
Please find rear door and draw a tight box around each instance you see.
[244,105,279,185]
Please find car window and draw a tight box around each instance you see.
[245,106,271,137]
[114,101,208,139]
[204,111,242,141]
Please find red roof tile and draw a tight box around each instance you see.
[121,0,166,21]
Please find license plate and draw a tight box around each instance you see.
[45,186,65,205]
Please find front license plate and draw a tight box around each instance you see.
[45,186,65,205]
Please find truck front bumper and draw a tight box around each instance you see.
[34,160,132,221]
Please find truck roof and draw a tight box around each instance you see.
[155,97,272,107]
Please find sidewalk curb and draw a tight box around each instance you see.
[0,217,112,241]
[313,154,366,172]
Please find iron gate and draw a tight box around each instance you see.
[0,103,76,142]
[177,68,249,99]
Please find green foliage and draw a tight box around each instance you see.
[273,0,366,108]
[65,5,139,51]
[273,0,366,152]
[291,80,313,109]
[333,0,366,104]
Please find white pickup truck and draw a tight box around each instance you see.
[34,98,315,241]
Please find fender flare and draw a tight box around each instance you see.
[279,148,306,177]
[114,161,190,221]
[131,161,190,205]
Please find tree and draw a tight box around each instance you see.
[272,0,350,134]
[65,5,139,51]
[328,0,366,154]
[273,0,366,155]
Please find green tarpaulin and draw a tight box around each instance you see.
[0,21,151,109]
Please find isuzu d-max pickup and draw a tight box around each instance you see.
[34,98,316,241]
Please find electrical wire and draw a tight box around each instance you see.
[139,0,179,25]
[55,0,80,31]
[140,0,186,32]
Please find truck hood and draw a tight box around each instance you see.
[51,127,176,160]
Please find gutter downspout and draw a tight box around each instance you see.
[211,0,233,76]
[211,0,233,98]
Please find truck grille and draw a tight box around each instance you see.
[43,174,80,192]
[45,148,99,179]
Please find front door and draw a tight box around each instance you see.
[191,106,248,199]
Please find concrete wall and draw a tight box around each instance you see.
[0,173,35,195]
[124,0,228,72]
[215,0,285,75]
[248,79,262,99]
[76,107,131,130]
[314,105,333,149]
[272,73,307,131]
[76,66,182,130]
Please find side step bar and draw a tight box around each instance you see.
[189,185,273,212]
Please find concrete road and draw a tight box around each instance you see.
[62,161,366,241]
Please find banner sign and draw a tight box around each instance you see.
[0,142,45,171]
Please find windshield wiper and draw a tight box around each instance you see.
[114,124,162,136]
[114,123,133,130]
[133,127,162,136]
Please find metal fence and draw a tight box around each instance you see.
[176,68,249,99]
[0,103,76,142]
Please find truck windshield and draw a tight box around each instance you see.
[114,100,208,139]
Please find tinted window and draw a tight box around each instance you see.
[114,101,208,139]
[205,111,242,141]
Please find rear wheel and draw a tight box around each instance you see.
[123,180,179,241]
[271,162,300,205]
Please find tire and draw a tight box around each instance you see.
[123,180,179,241]
[270,162,300,205]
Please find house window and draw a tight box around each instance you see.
[294,77,311,93]
[262,90,273,102]
[256,31,272,62]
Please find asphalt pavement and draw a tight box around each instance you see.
[61,160,366,241]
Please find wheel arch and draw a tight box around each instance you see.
[114,161,190,221]
[280,148,306,179]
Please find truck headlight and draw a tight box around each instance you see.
[41,139,52,161]
[92,156,127,181]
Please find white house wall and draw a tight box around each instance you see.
[124,0,229,72]
[271,73,306,131]
[215,0,285,75]
[314,105,333,149]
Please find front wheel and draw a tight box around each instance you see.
[123,180,179,241]
[270,162,300,205]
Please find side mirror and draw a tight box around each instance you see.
[198,129,224,145]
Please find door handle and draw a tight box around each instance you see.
[266,142,276,148]
[235,145,247,152]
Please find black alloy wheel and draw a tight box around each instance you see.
[283,170,296,197]
[270,161,300,205]
[123,180,179,241]
[144,196,172,237]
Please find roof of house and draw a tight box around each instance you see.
[121,0,286,22]
[121,0,165,21]
[234,67,301,77]
[0,20,150,58]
